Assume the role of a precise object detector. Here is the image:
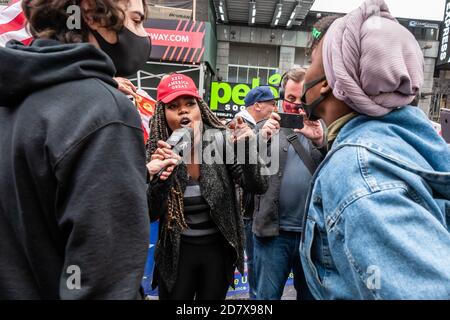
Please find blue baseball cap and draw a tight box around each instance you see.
[244,86,277,107]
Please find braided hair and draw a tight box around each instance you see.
[146,98,226,234]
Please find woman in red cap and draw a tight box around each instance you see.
[146,73,270,300]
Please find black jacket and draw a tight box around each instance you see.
[147,130,268,293]
[232,113,258,220]
[253,123,326,237]
[0,39,149,299]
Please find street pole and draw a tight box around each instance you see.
[193,0,197,21]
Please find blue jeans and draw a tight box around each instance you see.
[244,218,256,299]
[254,231,313,300]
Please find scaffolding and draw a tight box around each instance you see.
[129,61,206,99]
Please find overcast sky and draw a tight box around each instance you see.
[311,0,446,21]
[0,1,446,22]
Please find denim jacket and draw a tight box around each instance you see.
[300,106,450,300]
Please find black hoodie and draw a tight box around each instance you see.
[0,39,149,299]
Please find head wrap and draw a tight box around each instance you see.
[322,0,424,117]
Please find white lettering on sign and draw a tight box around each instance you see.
[440,2,450,62]
[148,33,190,43]
[145,27,204,50]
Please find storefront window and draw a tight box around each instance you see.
[406,26,439,41]
[228,43,279,85]
[425,28,438,41]
[258,69,268,85]
[248,68,258,83]
[238,67,248,83]
[228,65,277,85]
[228,66,238,83]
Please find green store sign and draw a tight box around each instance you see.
[209,73,282,119]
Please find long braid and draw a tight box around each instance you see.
[166,180,186,232]
[146,98,225,234]
[146,102,169,162]
[147,101,187,234]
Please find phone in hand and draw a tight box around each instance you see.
[278,112,304,129]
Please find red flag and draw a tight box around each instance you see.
[0,0,32,47]
[134,90,156,143]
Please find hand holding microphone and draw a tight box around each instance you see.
[147,128,193,181]
[147,141,180,181]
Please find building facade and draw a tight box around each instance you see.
[212,0,442,119]
[0,0,443,118]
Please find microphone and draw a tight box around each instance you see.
[155,127,194,180]
[167,127,194,156]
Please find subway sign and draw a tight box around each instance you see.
[145,19,206,63]
[209,73,282,119]
[437,0,450,68]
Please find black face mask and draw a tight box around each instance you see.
[92,27,151,77]
[300,75,330,121]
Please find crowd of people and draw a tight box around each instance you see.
[0,0,450,300]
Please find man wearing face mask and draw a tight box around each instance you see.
[0,0,151,299]
[251,66,327,300]
[300,0,450,300]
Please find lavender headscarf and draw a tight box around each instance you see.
[322,0,424,117]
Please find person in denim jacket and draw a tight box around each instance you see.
[299,0,450,300]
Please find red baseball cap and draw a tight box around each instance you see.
[157,73,202,103]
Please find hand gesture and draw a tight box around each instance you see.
[228,116,255,143]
